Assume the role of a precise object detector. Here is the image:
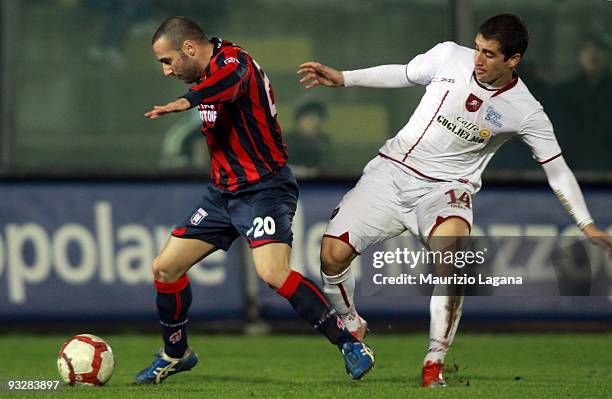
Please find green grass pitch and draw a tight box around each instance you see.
[0,333,610,398]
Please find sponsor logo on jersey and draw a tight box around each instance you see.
[197,104,218,125]
[190,208,208,225]
[484,106,503,128]
[479,129,491,138]
[330,207,340,220]
[437,115,486,144]
[224,57,239,65]
[465,93,483,112]
[456,116,481,131]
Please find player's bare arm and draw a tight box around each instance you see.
[145,98,191,119]
[297,61,344,88]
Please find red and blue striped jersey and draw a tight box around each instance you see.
[182,37,288,192]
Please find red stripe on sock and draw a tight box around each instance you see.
[277,271,303,299]
[338,283,351,308]
[174,292,182,321]
[301,279,330,307]
[155,274,190,294]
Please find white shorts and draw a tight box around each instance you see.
[325,156,474,253]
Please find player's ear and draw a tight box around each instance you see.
[507,53,521,69]
[182,40,197,57]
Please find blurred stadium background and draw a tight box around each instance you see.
[0,0,611,350]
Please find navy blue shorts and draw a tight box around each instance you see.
[172,166,299,250]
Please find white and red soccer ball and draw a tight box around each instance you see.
[57,334,115,386]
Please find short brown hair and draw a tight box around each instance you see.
[152,16,207,49]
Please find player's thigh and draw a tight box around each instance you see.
[155,184,239,281]
[416,185,472,292]
[154,236,218,281]
[231,181,299,249]
[325,157,405,255]
[415,184,473,251]
[222,177,297,287]
[173,184,240,251]
[251,242,292,288]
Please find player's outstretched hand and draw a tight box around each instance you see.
[583,224,612,259]
[145,98,191,119]
[297,61,344,88]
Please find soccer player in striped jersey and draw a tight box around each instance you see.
[135,16,374,384]
[298,13,612,387]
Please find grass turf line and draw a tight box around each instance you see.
[0,334,610,398]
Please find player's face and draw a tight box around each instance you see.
[153,37,201,83]
[473,34,520,87]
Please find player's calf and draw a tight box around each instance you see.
[320,258,366,340]
[321,268,368,340]
[277,270,375,379]
[155,274,193,359]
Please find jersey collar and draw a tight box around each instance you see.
[472,71,519,97]
[211,37,224,57]
[199,37,224,81]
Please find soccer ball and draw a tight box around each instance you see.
[57,334,115,386]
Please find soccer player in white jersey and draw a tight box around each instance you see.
[298,14,612,387]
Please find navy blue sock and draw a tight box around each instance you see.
[277,271,357,348]
[155,274,192,358]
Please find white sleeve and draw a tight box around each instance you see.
[342,64,414,88]
[342,41,456,88]
[404,41,456,85]
[542,156,593,229]
[519,109,562,163]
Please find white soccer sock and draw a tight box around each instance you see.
[320,267,360,331]
[424,293,464,365]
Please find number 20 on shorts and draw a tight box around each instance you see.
[253,216,276,238]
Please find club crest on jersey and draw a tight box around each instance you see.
[190,208,208,225]
[465,93,483,112]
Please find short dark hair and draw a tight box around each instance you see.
[478,14,529,60]
[152,16,207,49]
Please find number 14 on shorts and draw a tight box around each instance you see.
[445,189,471,209]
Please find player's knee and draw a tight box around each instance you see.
[256,263,290,289]
[152,256,181,283]
[320,241,353,276]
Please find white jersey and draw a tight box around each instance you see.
[378,41,561,192]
